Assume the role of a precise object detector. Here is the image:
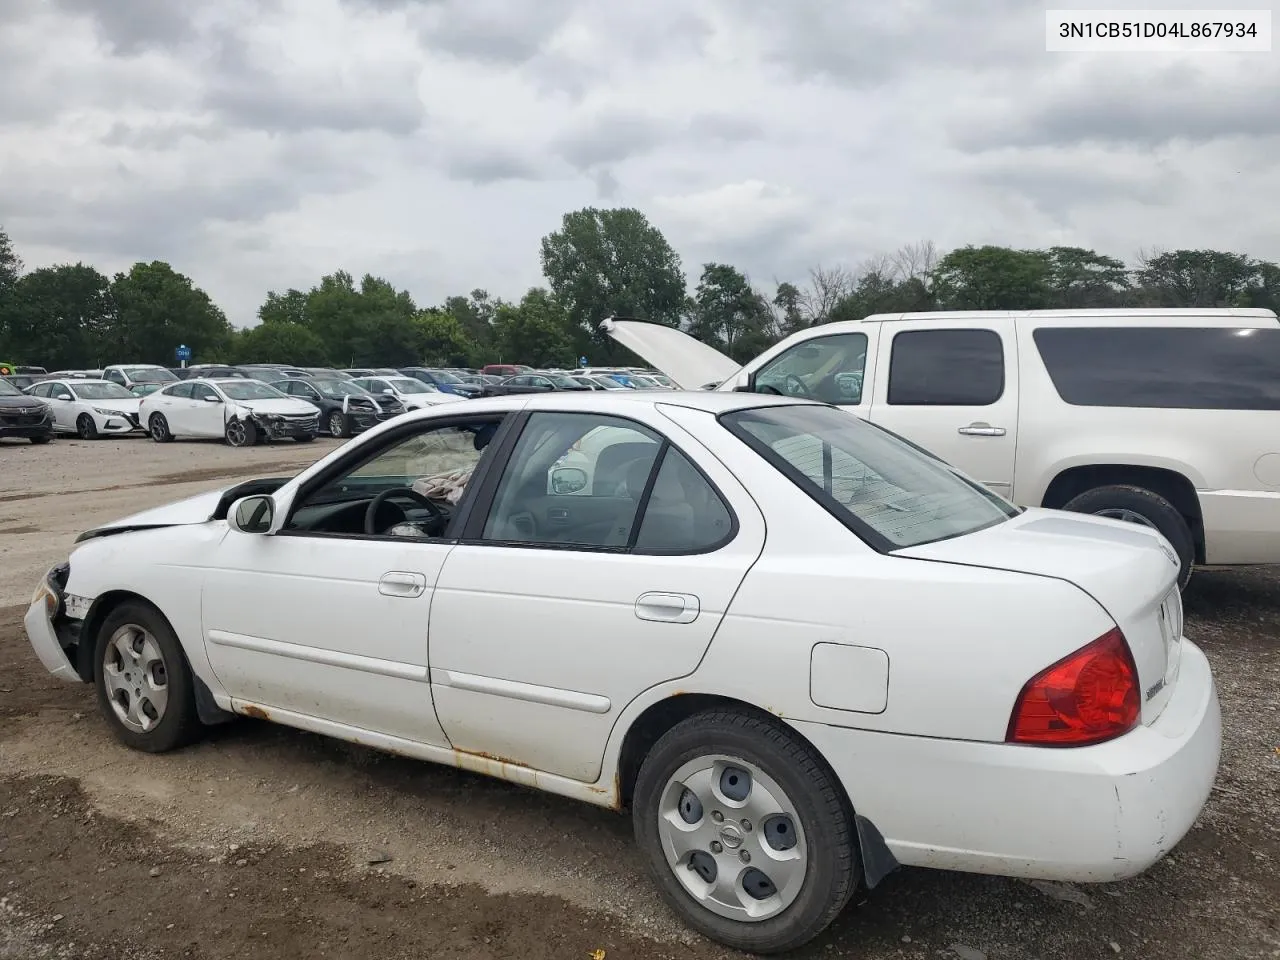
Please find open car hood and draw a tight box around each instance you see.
[598,317,741,391]
[74,477,293,543]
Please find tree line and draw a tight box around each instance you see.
[2,211,1278,372]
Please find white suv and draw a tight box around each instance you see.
[605,308,1280,588]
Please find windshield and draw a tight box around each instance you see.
[0,379,21,396]
[547,374,582,388]
[427,370,461,384]
[131,383,161,395]
[72,382,135,400]
[723,404,1017,549]
[220,381,286,401]
[388,378,432,394]
[312,379,370,398]
[592,377,625,389]
[124,367,178,383]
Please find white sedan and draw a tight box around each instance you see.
[138,377,320,446]
[23,391,1219,954]
[24,378,144,438]
[350,374,463,411]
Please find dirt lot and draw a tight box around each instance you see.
[1,435,1277,960]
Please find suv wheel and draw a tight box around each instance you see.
[1063,484,1195,589]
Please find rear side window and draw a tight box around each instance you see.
[1033,326,1280,410]
[888,329,1004,406]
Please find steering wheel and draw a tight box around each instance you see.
[363,487,446,535]
[784,374,814,399]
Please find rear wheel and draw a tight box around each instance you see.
[76,413,98,440]
[1063,484,1195,589]
[633,710,859,954]
[149,413,172,443]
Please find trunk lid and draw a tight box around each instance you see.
[598,318,741,390]
[897,507,1184,723]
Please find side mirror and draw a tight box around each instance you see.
[382,388,394,395]
[56,393,73,401]
[228,495,275,534]
[550,466,588,495]
[202,394,221,402]
[730,370,752,392]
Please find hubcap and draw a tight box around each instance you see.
[658,755,806,922]
[329,413,344,437]
[102,624,169,733]
[79,418,92,438]
[1094,507,1157,530]
[227,421,246,445]
[151,417,165,440]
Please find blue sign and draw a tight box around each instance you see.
[175,344,192,362]
[578,356,588,367]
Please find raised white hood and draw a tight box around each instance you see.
[598,317,740,390]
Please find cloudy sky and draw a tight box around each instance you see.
[1,0,1276,325]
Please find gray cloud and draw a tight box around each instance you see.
[415,0,578,65]
[51,0,202,54]
[442,145,550,185]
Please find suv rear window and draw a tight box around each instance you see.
[722,404,1017,550]
[1033,326,1280,410]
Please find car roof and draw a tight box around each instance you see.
[425,388,815,418]
[49,378,113,386]
[855,308,1278,326]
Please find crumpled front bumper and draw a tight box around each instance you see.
[24,564,87,683]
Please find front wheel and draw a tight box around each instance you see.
[224,418,257,448]
[29,435,52,445]
[327,411,350,439]
[93,601,202,753]
[76,413,99,440]
[1063,484,1195,589]
[633,710,859,954]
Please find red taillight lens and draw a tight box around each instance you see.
[1006,627,1140,746]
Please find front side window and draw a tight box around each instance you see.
[754,333,868,405]
[103,369,124,384]
[191,383,219,402]
[723,404,1016,550]
[887,329,1004,406]
[126,367,178,384]
[1033,326,1280,410]
[165,382,195,399]
[286,418,503,539]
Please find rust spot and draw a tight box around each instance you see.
[240,704,270,721]
[454,747,524,767]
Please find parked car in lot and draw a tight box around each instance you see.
[349,375,463,411]
[269,376,404,438]
[24,378,143,438]
[0,376,53,443]
[480,363,531,378]
[341,368,400,379]
[171,365,251,380]
[102,364,179,391]
[23,390,1219,953]
[140,378,319,446]
[236,364,307,382]
[606,308,1280,589]
[480,372,594,396]
[2,374,42,391]
[399,367,483,398]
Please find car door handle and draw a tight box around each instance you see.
[635,592,700,624]
[378,571,427,598]
[958,423,1006,437]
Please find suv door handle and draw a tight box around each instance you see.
[958,423,1006,437]
[635,592,700,624]
[379,571,427,598]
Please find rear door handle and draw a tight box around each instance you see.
[958,423,1006,437]
[635,592,700,623]
[379,571,427,598]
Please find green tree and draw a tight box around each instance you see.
[0,226,21,296]
[1045,247,1132,307]
[442,290,499,356]
[414,310,475,366]
[931,245,1054,310]
[278,271,421,366]
[539,207,687,354]
[772,282,806,336]
[109,261,233,364]
[491,288,574,367]
[232,321,330,365]
[258,288,309,326]
[1135,249,1260,307]
[689,263,775,362]
[0,264,115,369]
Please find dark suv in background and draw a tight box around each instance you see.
[0,378,54,443]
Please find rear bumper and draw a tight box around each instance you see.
[794,640,1220,882]
[1199,489,1280,564]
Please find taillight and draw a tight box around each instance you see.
[1006,627,1140,747]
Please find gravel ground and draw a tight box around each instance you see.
[0,435,1277,959]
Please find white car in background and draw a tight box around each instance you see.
[24,378,143,439]
[139,378,319,446]
[350,375,463,411]
[23,391,1218,953]
[101,364,179,391]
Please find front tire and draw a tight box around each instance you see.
[29,435,52,445]
[149,413,173,443]
[633,709,859,954]
[224,418,257,448]
[1063,484,1195,589]
[327,411,350,439]
[76,414,99,440]
[92,601,202,753]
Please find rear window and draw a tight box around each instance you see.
[722,404,1017,550]
[1033,326,1280,410]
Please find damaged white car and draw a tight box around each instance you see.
[25,391,1219,953]
[139,378,320,446]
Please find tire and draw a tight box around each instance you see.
[149,413,173,443]
[224,418,257,448]
[29,435,52,445]
[92,600,202,753]
[293,433,316,443]
[76,413,98,440]
[632,709,859,954]
[1063,484,1195,589]
[327,411,350,439]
